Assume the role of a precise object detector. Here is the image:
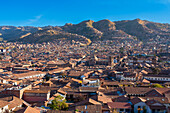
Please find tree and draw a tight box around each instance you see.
[48,95,68,110]
[152,84,164,88]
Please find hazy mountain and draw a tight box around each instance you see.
[0,19,169,43]
[0,26,42,40]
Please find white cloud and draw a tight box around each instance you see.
[26,15,43,25]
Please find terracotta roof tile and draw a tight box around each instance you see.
[107,102,131,109]
[24,106,40,113]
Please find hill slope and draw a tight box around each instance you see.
[115,19,170,40]
[0,26,42,40]
[0,19,169,43]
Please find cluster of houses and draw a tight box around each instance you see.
[0,40,169,113]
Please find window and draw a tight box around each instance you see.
[85,105,87,110]
[120,109,124,111]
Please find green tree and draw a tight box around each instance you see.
[75,109,79,112]
[152,84,164,88]
[48,95,68,110]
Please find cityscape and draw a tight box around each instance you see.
[0,0,169,113]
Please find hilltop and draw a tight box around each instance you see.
[0,19,169,43]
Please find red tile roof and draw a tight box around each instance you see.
[107,102,131,109]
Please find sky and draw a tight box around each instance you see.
[0,0,170,26]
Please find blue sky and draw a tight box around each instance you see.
[0,0,170,26]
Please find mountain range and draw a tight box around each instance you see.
[0,19,169,43]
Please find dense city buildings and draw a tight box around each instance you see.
[0,38,169,113]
